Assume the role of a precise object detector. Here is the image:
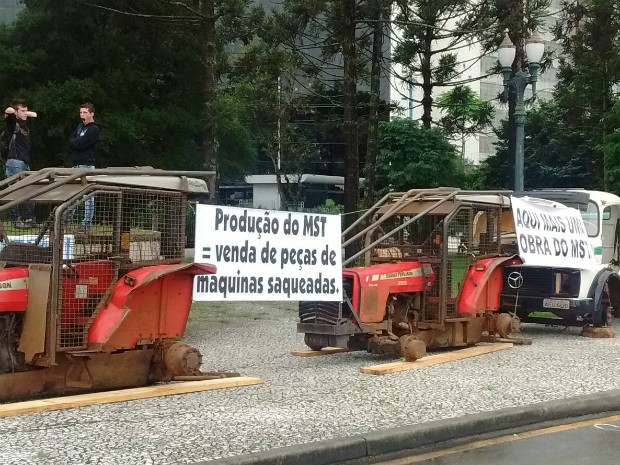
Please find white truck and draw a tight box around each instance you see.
[499,190,620,328]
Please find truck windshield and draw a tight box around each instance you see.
[578,201,599,238]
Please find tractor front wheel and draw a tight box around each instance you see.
[304,334,325,352]
[400,335,426,362]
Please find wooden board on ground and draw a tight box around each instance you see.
[291,347,350,357]
[481,335,533,345]
[360,343,513,375]
[495,336,533,345]
[0,376,263,418]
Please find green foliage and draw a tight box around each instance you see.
[311,199,344,214]
[0,0,259,176]
[479,101,603,190]
[602,100,620,194]
[552,0,620,190]
[216,94,257,182]
[436,85,494,158]
[437,86,494,135]
[375,118,465,195]
[482,0,620,192]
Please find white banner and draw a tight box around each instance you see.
[511,196,595,268]
[193,205,343,301]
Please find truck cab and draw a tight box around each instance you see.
[500,190,620,328]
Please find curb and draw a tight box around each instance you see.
[198,389,620,465]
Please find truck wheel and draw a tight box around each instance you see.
[595,283,613,327]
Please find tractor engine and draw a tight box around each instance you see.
[299,261,434,355]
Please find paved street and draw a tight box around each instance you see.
[376,416,620,465]
[2,302,620,464]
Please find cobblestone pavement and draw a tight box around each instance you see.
[1,301,620,465]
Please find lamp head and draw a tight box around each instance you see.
[498,31,516,69]
[525,31,545,64]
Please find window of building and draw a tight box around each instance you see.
[480,82,503,102]
[479,135,498,157]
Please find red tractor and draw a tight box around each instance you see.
[298,189,521,361]
[0,168,217,400]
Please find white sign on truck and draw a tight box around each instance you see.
[511,196,595,269]
[193,205,343,301]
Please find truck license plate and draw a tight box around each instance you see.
[543,299,570,310]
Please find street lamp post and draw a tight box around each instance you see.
[498,31,545,192]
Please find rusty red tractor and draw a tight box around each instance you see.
[0,168,217,400]
[298,189,521,361]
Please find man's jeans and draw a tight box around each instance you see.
[5,159,34,223]
[71,165,95,229]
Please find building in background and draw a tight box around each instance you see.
[390,0,562,164]
[0,0,21,23]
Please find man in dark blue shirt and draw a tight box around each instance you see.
[68,102,100,234]
[4,99,37,229]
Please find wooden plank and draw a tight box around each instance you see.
[481,335,533,345]
[360,343,513,375]
[0,376,263,418]
[291,347,350,357]
[495,336,533,345]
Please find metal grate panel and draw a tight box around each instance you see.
[55,188,187,351]
[299,276,354,324]
[421,205,502,322]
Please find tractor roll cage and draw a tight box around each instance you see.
[344,188,512,266]
[0,167,215,209]
[342,188,513,328]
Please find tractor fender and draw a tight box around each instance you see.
[589,269,620,325]
[88,262,216,349]
[457,255,522,315]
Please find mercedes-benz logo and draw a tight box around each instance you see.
[507,271,523,289]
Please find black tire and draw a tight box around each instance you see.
[595,283,613,327]
[304,334,325,352]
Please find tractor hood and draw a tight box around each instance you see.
[345,261,434,288]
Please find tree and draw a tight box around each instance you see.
[392,0,494,129]
[270,0,384,257]
[479,100,602,190]
[226,10,329,207]
[482,0,620,193]
[0,0,259,181]
[375,118,466,195]
[602,100,620,194]
[553,0,620,191]
[436,85,494,159]
[362,0,391,209]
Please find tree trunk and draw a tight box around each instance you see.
[364,1,385,210]
[420,26,434,129]
[200,0,218,200]
[602,64,610,191]
[343,0,359,259]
